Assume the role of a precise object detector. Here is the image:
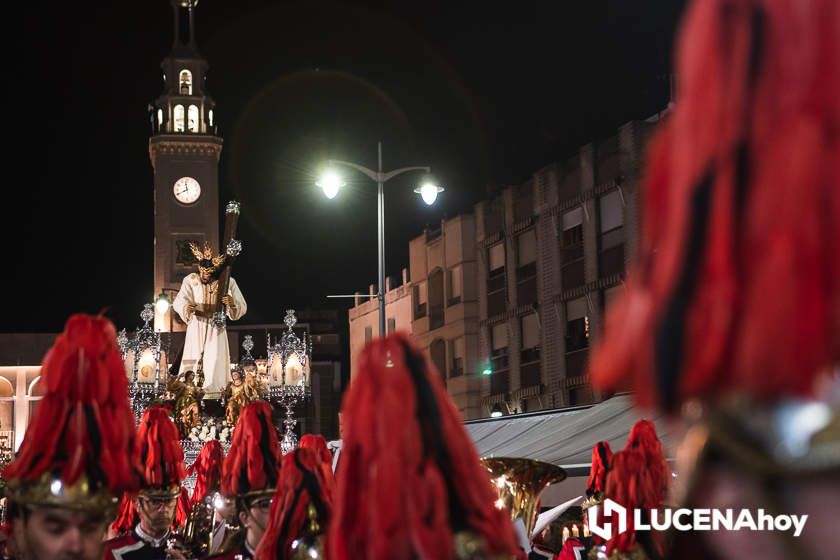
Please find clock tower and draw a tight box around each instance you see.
[149,0,222,331]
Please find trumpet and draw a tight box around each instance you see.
[480,457,566,536]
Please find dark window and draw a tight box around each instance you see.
[516,262,537,305]
[413,285,427,319]
[561,208,585,290]
[599,190,625,278]
[487,269,506,317]
[387,318,396,334]
[451,357,464,377]
[490,369,509,396]
[566,317,589,351]
[429,270,445,330]
[364,326,373,342]
[569,385,592,406]
[565,349,589,378]
[520,361,541,389]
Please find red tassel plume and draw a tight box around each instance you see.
[585,441,613,498]
[175,486,191,529]
[111,493,138,535]
[604,420,669,556]
[221,401,281,497]
[299,434,335,497]
[590,0,840,411]
[2,314,139,495]
[186,440,225,508]
[255,448,333,560]
[135,406,186,490]
[327,333,519,560]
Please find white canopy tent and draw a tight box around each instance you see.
[465,394,679,505]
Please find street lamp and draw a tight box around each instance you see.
[318,141,442,336]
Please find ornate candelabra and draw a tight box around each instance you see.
[120,304,166,421]
[266,310,312,454]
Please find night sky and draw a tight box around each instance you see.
[5,0,685,332]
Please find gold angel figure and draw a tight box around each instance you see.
[222,369,261,426]
[167,369,205,435]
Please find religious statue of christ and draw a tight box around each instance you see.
[173,241,247,395]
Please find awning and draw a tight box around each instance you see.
[465,394,674,477]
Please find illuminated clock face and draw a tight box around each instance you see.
[173,177,201,204]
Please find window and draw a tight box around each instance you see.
[387,318,396,334]
[517,229,537,266]
[516,229,537,305]
[179,69,193,95]
[561,207,585,289]
[569,385,592,406]
[448,265,462,306]
[451,337,465,377]
[208,109,214,127]
[413,283,427,319]
[565,297,589,352]
[490,323,510,394]
[489,243,505,272]
[364,326,373,343]
[429,269,444,330]
[430,339,447,379]
[487,243,506,316]
[187,105,199,133]
[520,313,541,388]
[157,108,163,126]
[0,376,14,465]
[27,376,45,424]
[173,104,185,132]
[599,190,625,277]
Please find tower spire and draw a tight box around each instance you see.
[171,0,199,54]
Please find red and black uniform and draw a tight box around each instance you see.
[104,526,184,560]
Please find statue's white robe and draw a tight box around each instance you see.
[173,273,247,394]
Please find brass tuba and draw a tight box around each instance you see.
[480,457,567,536]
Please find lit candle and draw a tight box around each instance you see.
[572,524,579,537]
[562,526,570,542]
[583,523,590,537]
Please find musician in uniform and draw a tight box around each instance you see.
[256,447,333,560]
[590,1,840,558]
[173,241,247,395]
[327,333,521,560]
[103,406,188,560]
[210,401,282,560]
[2,314,140,560]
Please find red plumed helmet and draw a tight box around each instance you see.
[299,434,331,466]
[590,0,840,411]
[2,313,139,511]
[135,406,186,496]
[256,448,333,560]
[604,420,669,557]
[222,401,281,499]
[328,333,520,560]
[583,441,613,507]
[186,440,225,508]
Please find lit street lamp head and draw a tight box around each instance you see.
[155,291,171,314]
[317,169,345,199]
[415,181,444,205]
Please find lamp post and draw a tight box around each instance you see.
[318,141,443,336]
